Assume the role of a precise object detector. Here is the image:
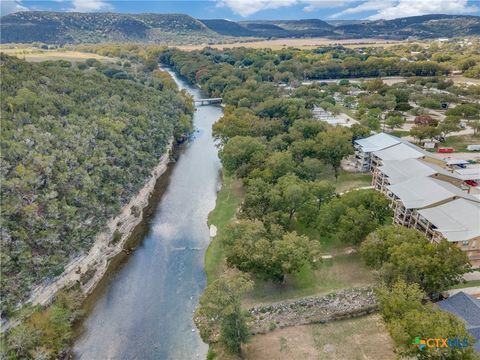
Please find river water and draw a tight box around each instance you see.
[73,69,222,359]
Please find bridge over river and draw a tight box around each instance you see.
[194,98,222,106]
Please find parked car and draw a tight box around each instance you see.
[465,180,479,187]
[437,147,455,153]
[467,145,480,151]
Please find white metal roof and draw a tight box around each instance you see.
[445,159,469,165]
[373,143,425,162]
[418,199,480,242]
[355,133,400,153]
[379,158,459,184]
[453,166,480,181]
[387,177,479,209]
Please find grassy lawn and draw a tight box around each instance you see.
[242,253,374,306]
[450,279,480,290]
[334,171,372,193]
[243,314,394,360]
[205,174,242,283]
[440,134,480,152]
[390,130,410,138]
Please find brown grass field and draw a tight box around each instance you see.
[244,314,395,360]
[0,47,114,63]
[175,37,411,51]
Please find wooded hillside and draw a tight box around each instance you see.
[0,55,192,312]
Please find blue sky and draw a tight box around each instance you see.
[2,0,479,20]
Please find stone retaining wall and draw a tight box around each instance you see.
[249,287,377,334]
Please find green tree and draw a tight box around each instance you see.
[219,136,267,177]
[385,115,405,130]
[221,304,250,355]
[315,127,353,179]
[360,225,471,299]
[376,281,475,359]
[194,269,253,350]
[470,120,480,136]
[410,125,440,142]
[316,190,391,240]
[438,116,461,138]
[271,174,313,227]
[220,220,319,282]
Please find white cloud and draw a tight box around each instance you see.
[368,0,478,20]
[217,0,299,17]
[330,0,479,20]
[217,0,478,19]
[70,0,112,12]
[329,0,391,19]
[1,0,28,16]
[302,0,356,13]
[217,0,359,16]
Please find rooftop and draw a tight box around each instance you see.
[354,133,400,153]
[438,292,480,351]
[387,177,479,209]
[418,199,480,242]
[453,166,480,181]
[379,158,459,185]
[373,143,428,162]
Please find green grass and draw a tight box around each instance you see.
[438,134,480,152]
[449,279,480,290]
[334,171,372,193]
[205,174,241,283]
[242,253,374,306]
[204,170,374,304]
[390,130,410,138]
[313,167,372,193]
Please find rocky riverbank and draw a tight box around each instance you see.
[27,140,174,308]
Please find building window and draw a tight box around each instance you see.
[463,240,469,247]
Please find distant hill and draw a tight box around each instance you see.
[0,12,222,44]
[1,12,479,44]
[335,14,480,39]
[239,19,335,37]
[200,19,257,37]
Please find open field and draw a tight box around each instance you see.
[0,47,114,63]
[175,37,409,51]
[244,314,394,360]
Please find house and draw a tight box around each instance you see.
[416,199,480,266]
[438,292,480,351]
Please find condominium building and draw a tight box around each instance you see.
[356,132,480,267]
[416,199,480,266]
[372,158,463,192]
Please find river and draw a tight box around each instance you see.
[73,69,222,359]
